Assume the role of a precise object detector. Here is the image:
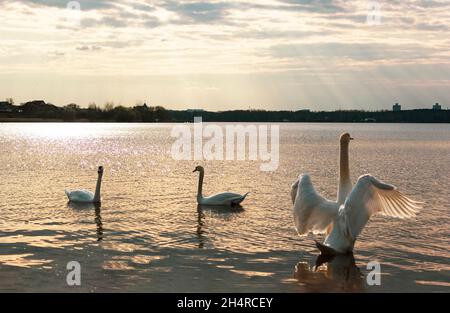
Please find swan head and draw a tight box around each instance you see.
[340,133,354,145]
[97,166,104,175]
[193,165,204,173]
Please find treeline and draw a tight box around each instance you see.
[77,103,171,122]
[170,109,450,123]
[1,100,449,123]
[0,101,171,122]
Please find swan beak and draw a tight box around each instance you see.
[350,137,354,140]
[193,169,197,173]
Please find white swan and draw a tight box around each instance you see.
[291,135,422,254]
[193,166,249,206]
[65,166,104,204]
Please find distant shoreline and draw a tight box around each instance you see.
[1,118,449,124]
[0,100,449,123]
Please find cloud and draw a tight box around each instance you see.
[270,42,438,62]
[76,45,102,51]
[81,16,128,28]
[163,1,232,24]
[12,0,118,10]
[415,22,449,32]
[278,0,347,13]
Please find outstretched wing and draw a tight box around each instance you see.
[343,174,423,239]
[292,174,339,236]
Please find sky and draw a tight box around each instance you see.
[0,0,449,111]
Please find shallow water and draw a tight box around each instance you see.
[0,122,449,292]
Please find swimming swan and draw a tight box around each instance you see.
[193,166,249,206]
[65,166,104,204]
[291,135,422,254]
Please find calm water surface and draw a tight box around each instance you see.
[0,123,449,292]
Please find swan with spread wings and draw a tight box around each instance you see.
[291,134,422,255]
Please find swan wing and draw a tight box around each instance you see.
[342,174,423,239]
[292,174,339,236]
[202,192,248,206]
[65,189,94,203]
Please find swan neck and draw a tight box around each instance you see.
[338,142,351,204]
[94,173,103,203]
[197,169,204,200]
[340,142,350,181]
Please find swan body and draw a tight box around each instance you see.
[65,166,104,204]
[198,192,249,206]
[65,189,96,203]
[193,166,249,206]
[292,134,422,254]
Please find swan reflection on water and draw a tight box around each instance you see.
[294,253,365,292]
[67,202,104,242]
[196,204,245,249]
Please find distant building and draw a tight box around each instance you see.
[393,103,401,112]
[0,101,14,113]
[433,103,442,111]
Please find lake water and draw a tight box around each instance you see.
[0,123,449,292]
